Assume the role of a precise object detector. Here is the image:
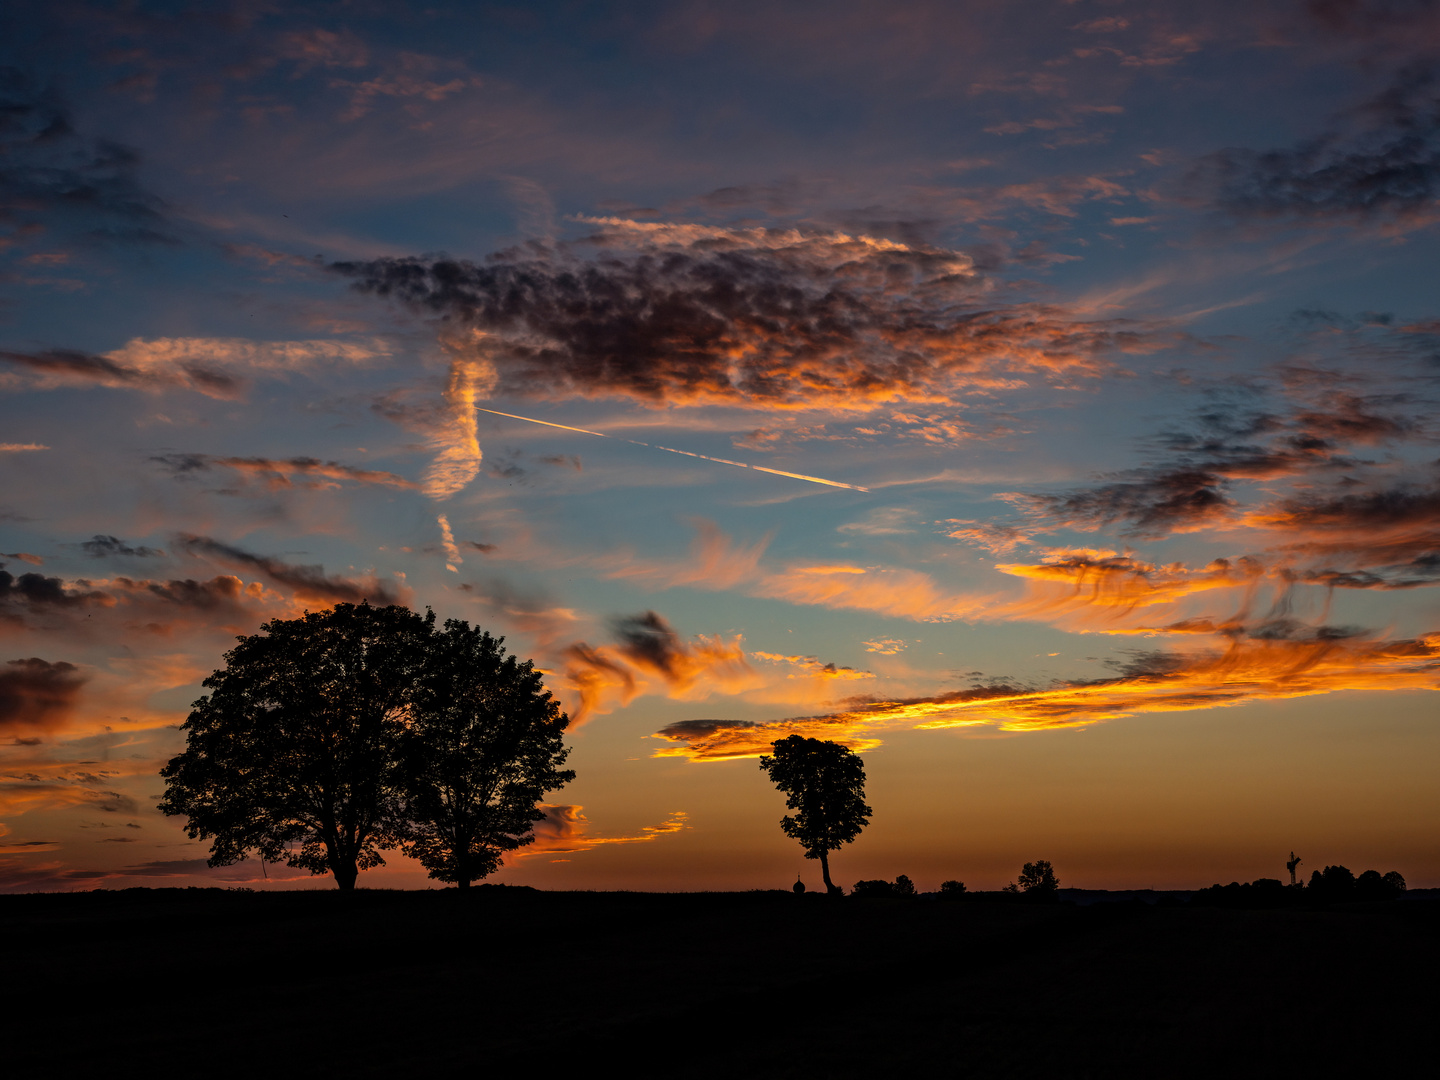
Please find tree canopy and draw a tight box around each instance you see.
[159,603,573,890]
[400,619,574,888]
[159,602,432,890]
[758,735,871,894]
[1005,859,1060,897]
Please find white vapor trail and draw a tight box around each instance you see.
[476,408,870,492]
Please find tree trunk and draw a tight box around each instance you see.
[457,876,470,891]
[333,862,358,891]
[819,849,835,893]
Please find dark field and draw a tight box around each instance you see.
[5,887,1436,1077]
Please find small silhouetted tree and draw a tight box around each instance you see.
[1383,870,1406,894]
[758,736,871,895]
[893,874,916,897]
[1013,859,1060,895]
[159,603,432,890]
[400,619,574,888]
[940,879,967,898]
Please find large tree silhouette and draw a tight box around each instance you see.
[159,603,432,890]
[400,619,574,888]
[759,736,871,894]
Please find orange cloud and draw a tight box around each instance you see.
[336,219,1161,415]
[992,551,1266,627]
[656,628,1440,761]
[514,804,690,859]
[758,563,988,621]
[606,518,771,591]
[558,612,754,722]
[0,658,86,734]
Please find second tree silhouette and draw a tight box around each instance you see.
[759,736,872,895]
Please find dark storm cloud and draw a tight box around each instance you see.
[81,535,164,559]
[175,534,403,605]
[0,657,85,732]
[1192,62,1440,224]
[0,67,173,245]
[333,222,1152,409]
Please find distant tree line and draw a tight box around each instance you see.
[1192,865,1406,908]
[159,603,573,891]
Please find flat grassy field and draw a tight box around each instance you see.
[5,888,1435,1077]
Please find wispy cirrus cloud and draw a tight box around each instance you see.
[1188,60,1440,228]
[0,338,389,399]
[174,534,405,606]
[0,68,173,249]
[151,453,417,492]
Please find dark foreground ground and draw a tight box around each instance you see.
[4,887,1436,1078]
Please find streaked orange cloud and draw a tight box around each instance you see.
[153,454,417,492]
[174,535,407,606]
[0,781,138,817]
[0,337,389,399]
[657,627,1440,760]
[992,551,1266,627]
[514,804,690,859]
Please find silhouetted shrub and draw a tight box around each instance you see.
[852,879,896,897]
[1307,864,1357,901]
[1356,869,1386,897]
[1007,859,1060,899]
[893,874,916,896]
[939,879,967,899]
[1356,869,1407,900]
[1191,879,1295,909]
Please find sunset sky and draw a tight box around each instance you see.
[3,0,1439,893]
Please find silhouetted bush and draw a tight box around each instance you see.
[851,875,916,898]
[852,879,896,897]
[1004,859,1060,901]
[939,879,967,899]
[1355,869,1406,901]
[1191,878,1294,909]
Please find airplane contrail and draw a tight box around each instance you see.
[477,407,870,492]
